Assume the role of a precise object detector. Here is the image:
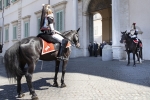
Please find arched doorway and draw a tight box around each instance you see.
[88,0,112,44]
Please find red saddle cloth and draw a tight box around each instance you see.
[41,39,71,55]
[133,40,143,47]
[133,40,138,44]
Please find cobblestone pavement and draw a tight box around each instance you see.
[0,57,150,100]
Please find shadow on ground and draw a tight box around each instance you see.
[0,57,150,99]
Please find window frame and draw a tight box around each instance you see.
[4,0,10,7]
[37,17,41,34]
[11,20,18,41]
[24,21,30,38]
[12,25,17,40]
[52,1,67,32]
[4,27,9,42]
[55,10,64,32]
[22,15,31,38]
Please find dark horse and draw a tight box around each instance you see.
[4,28,80,99]
[120,30,142,66]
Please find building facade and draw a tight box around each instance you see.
[0,0,150,60]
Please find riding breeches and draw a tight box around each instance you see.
[51,34,64,45]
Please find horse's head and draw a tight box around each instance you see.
[72,28,80,48]
[63,28,80,48]
[120,30,128,43]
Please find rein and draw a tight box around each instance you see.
[61,31,76,47]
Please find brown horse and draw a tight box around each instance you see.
[4,29,80,99]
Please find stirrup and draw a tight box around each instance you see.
[57,56,68,61]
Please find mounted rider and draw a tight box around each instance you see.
[130,23,141,51]
[40,4,68,60]
[130,23,139,42]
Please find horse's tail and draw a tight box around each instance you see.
[4,41,22,82]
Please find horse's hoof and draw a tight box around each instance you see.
[32,95,39,100]
[133,65,136,67]
[52,83,59,87]
[18,93,25,98]
[61,83,66,88]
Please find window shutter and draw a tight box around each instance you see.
[0,0,2,9]
[27,23,29,37]
[60,11,63,31]
[38,18,41,33]
[56,12,60,31]
[13,26,17,39]
[25,23,28,37]
[5,29,8,41]
[4,0,6,7]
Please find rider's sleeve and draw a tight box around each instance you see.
[47,17,54,24]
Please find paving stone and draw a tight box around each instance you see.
[0,57,150,100]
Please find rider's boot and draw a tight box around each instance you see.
[57,39,68,61]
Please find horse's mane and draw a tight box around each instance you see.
[61,30,75,36]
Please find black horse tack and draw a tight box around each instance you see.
[4,29,80,99]
[120,31,142,66]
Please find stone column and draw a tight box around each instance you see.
[72,0,77,30]
[112,0,130,60]
[112,0,124,60]
[89,14,93,43]
[70,0,78,58]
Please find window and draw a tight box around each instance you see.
[24,22,29,37]
[22,15,30,38]
[94,26,98,35]
[55,10,64,32]
[11,20,18,40]
[4,0,10,7]
[37,17,41,34]
[5,28,9,42]
[13,26,17,40]
[0,0,2,10]
[35,10,42,34]
[11,0,17,3]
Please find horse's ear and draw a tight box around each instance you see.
[125,30,127,33]
[77,28,80,33]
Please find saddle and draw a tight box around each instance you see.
[41,39,71,55]
[37,33,71,55]
[132,39,142,47]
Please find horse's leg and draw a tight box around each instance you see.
[127,52,130,66]
[53,60,60,87]
[17,75,25,98]
[17,63,26,98]
[135,52,139,63]
[133,53,136,67]
[25,62,38,99]
[61,60,68,88]
[139,47,142,63]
